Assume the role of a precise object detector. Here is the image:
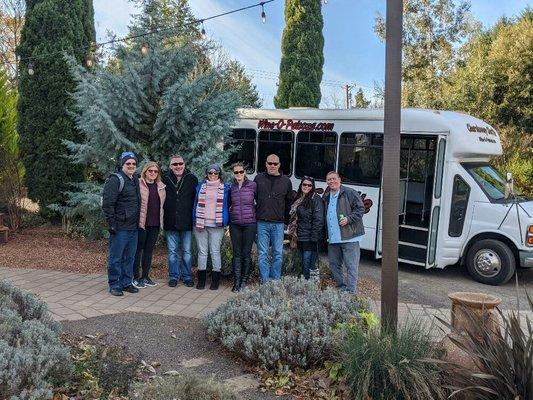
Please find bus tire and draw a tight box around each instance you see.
[466,239,516,285]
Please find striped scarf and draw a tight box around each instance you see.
[195,181,225,229]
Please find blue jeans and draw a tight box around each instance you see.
[328,241,360,293]
[166,230,192,282]
[257,221,284,283]
[108,230,138,290]
[301,250,318,280]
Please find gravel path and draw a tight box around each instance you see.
[62,312,287,400]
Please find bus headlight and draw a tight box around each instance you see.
[527,225,533,246]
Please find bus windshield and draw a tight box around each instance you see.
[463,163,522,202]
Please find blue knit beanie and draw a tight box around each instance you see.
[120,151,137,166]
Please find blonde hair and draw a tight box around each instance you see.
[141,161,161,183]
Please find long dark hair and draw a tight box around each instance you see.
[296,176,316,209]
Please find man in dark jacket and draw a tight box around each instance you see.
[102,151,141,296]
[162,155,198,287]
[323,171,365,294]
[254,154,293,282]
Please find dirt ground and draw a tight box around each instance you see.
[0,226,381,298]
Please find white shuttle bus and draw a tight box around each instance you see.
[227,108,533,285]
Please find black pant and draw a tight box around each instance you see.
[230,224,256,260]
[134,226,159,280]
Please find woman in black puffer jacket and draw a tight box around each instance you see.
[288,176,325,279]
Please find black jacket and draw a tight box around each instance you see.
[162,170,198,231]
[102,171,141,231]
[254,172,293,224]
[323,185,365,241]
[296,193,325,242]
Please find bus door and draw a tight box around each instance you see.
[376,135,445,267]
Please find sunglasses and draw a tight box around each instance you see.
[267,162,279,166]
[125,162,137,166]
[302,183,313,187]
[171,162,184,166]
[233,170,245,175]
[208,171,219,175]
[147,169,159,174]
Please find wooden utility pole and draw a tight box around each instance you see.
[381,0,403,334]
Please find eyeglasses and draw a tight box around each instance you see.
[125,162,137,166]
[171,162,184,166]
[267,162,279,166]
[233,170,245,175]
[302,183,313,187]
[147,169,159,174]
[208,171,219,175]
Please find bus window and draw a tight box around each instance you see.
[257,130,294,175]
[225,129,256,173]
[295,131,337,181]
[338,132,383,186]
[449,175,470,237]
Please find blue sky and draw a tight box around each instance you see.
[93,0,531,108]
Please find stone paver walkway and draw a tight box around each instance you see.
[1,267,530,334]
[0,267,236,321]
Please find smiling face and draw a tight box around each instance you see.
[301,179,313,194]
[233,166,245,183]
[122,159,137,177]
[326,172,341,192]
[266,154,280,176]
[170,156,185,177]
[207,169,220,182]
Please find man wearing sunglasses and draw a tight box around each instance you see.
[162,155,198,287]
[102,151,141,296]
[254,154,293,283]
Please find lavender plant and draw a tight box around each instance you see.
[0,280,72,400]
[206,277,366,369]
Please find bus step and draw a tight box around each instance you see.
[399,244,427,264]
[399,226,428,246]
[399,224,429,232]
[399,241,427,249]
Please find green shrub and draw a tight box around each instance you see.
[206,276,366,370]
[0,280,72,400]
[130,374,237,400]
[336,320,446,400]
[441,294,533,400]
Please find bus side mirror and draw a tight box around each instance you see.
[504,172,514,199]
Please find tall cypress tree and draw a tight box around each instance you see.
[17,0,95,212]
[274,0,324,108]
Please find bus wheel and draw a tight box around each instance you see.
[466,239,515,285]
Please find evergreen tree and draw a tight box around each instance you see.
[374,0,477,108]
[16,0,95,212]
[274,0,324,108]
[353,88,370,109]
[62,30,240,237]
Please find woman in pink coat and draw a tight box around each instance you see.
[133,161,166,288]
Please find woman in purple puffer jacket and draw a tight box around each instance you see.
[229,162,257,292]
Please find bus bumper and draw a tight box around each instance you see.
[519,250,533,268]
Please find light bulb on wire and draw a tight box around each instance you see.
[261,3,266,23]
[323,0,328,4]
[201,21,207,39]
[27,63,34,76]
[140,42,149,55]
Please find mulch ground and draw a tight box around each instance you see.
[0,226,380,298]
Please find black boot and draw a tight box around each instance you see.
[210,271,220,290]
[196,270,206,290]
[240,258,252,289]
[232,257,242,292]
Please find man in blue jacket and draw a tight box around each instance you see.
[102,152,141,296]
[323,171,365,294]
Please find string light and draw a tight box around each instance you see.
[323,0,328,4]
[0,0,276,71]
[261,3,266,23]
